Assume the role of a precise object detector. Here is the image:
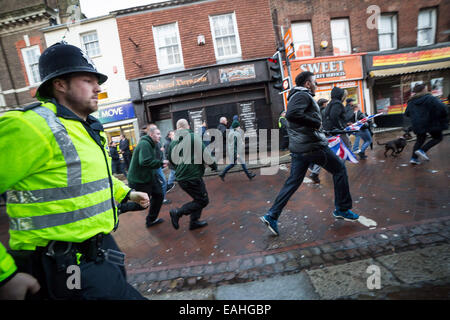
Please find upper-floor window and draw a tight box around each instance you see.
[378,14,397,51]
[81,31,101,57]
[330,18,351,55]
[209,13,242,61]
[21,45,41,85]
[417,8,437,46]
[153,22,184,71]
[291,21,314,59]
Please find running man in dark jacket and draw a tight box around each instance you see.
[406,83,449,165]
[168,119,218,231]
[260,71,359,236]
[322,87,352,149]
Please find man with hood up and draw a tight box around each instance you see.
[322,86,352,149]
[405,83,448,165]
[260,71,359,236]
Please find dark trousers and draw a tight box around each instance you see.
[11,234,145,300]
[111,159,123,174]
[178,178,209,222]
[412,131,443,159]
[123,152,131,171]
[268,147,352,220]
[128,180,164,223]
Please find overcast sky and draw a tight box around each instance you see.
[79,0,166,18]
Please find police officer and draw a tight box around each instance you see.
[0,42,149,300]
[278,110,289,151]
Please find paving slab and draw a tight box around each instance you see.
[375,244,450,284]
[306,258,401,299]
[215,272,320,300]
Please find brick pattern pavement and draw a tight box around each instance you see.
[128,216,450,295]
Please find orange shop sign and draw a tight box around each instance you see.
[373,47,450,67]
[290,55,364,84]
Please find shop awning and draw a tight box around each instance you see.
[369,61,450,78]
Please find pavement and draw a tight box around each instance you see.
[1,129,449,300]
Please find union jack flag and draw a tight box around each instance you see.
[328,135,359,163]
[344,113,383,132]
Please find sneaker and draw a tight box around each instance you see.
[414,149,430,161]
[333,209,359,222]
[410,158,421,165]
[260,214,279,236]
[219,173,225,182]
[358,152,367,160]
[247,172,256,180]
[309,173,320,184]
[146,218,164,228]
[169,209,181,230]
[166,183,176,193]
[163,199,172,205]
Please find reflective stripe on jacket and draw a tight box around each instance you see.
[0,101,130,258]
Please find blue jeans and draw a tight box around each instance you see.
[221,158,251,177]
[167,169,176,186]
[156,167,167,198]
[268,148,352,220]
[353,129,372,153]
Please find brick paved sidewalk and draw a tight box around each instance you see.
[128,216,450,296]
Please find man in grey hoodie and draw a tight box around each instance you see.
[260,71,359,236]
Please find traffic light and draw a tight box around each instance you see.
[268,51,283,91]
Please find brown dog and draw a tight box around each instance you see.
[377,137,407,157]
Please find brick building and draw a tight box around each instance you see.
[114,0,281,139]
[270,0,450,127]
[0,0,82,114]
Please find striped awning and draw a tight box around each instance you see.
[369,61,450,78]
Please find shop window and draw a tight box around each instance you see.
[330,18,351,55]
[81,31,101,57]
[291,21,314,59]
[104,123,137,151]
[378,14,397,51]
[153,22,184,71]
[21,46,41,85]
[209,12,242,61]
[417,8,436,46]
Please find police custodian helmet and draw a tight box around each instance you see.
[36,42,108,98]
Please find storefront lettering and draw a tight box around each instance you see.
[142,72,209,95]
[300,60,345,79]
[100,107,124,118]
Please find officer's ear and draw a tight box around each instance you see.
[52,76,71,95]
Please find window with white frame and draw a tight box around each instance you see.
[291,21,314,58]
[81,31,101,57]
[21,46,41,85]
[378,14,397,51]
[153,22,184,71]
[417,8,437,46]
[209,13,242,60]
[330,18,351,55]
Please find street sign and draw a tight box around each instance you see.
[283,28,295,60]
[279,77,291,94]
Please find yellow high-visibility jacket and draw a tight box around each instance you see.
[0,100,130,284]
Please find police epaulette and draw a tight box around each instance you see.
[17,102,42,112]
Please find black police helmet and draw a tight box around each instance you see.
[36,42,108,99]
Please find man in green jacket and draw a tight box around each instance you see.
[127,126,168,228]
[168,119,217,231]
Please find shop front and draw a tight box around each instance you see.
[92,101,140,150]
[288,54,366,112]
[129,58,282,148]
[364,43,450,128]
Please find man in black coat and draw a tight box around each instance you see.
[406,83,449,165]
[119,135,132,171]
[322,87,352,149]
[260,71,359,237]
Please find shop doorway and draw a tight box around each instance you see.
[104,120,139,151]
[148,104,173,140]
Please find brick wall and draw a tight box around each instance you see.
[116,0,277,80]
[270,0,450,56]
